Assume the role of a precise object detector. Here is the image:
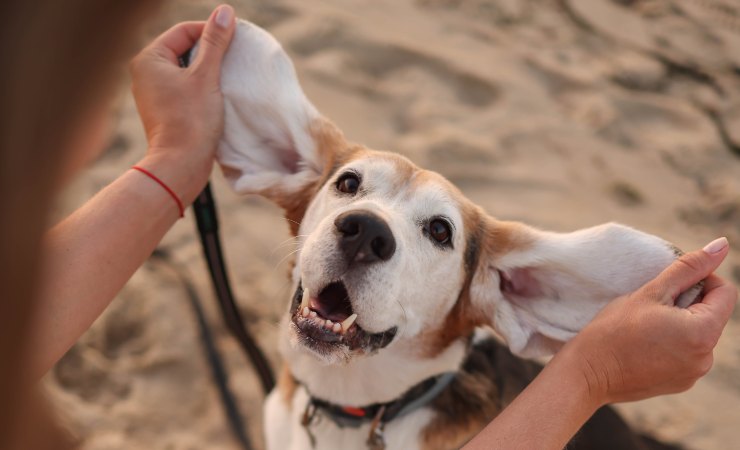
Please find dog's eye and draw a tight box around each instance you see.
[427,219,452,246]
[336,172,360,195]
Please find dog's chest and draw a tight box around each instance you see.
[264,336,516,450]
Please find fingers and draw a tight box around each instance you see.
[639,237,729,304]
[191,4,236,79]
[147,22,207,64]
[702,273,728,293]
[688,274,738,328]
[135,5,235,81]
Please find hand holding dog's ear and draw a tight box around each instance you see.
[129,5,235,205]
[563,238,737,405]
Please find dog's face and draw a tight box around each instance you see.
[213,20,698,364]
[291,151,473,363]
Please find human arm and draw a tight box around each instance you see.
[464,238,737,449]
[29,6,236,377]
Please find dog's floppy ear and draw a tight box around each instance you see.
[204,19,344,202]
[469,220,701,358]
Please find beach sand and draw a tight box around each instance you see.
[45,0,740,448]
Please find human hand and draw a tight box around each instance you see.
[129,4,235,204]
[562,237,737,405]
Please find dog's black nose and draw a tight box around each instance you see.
[334,210,396,264]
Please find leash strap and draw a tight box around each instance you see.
[179,50,275,394]
[192,184,275,393]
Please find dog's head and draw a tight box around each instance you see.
[216,21,698,365]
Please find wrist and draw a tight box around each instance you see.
[549,341,609,411]
[137,149,212,206]
[131,166,184,218]
[465,340,607,450]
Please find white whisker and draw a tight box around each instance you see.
[273,247,301,272]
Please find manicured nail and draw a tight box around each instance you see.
[703,237,728,255]
[215,5,234,28]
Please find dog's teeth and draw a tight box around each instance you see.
[332,323,342,333]
[301,289,310,309]
[325,319,333,330]
[301,307,310,318]
[309,311,318,319]
[341,314,358,332]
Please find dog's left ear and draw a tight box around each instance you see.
[206,20,346,203]
[469,220,701,358]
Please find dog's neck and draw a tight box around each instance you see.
[280,328,468,406]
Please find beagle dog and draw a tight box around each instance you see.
[205,20,697,450]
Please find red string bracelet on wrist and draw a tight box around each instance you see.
[131,166,185,218]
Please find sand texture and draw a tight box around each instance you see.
[45,0,740,449]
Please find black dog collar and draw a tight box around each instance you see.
[300,372,456,449]
[305,371,456,427]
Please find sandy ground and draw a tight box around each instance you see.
[44,0,740,449]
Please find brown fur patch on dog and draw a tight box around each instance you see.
[420,204,488,358]
[311,118,365,189]
[265,181,321,236]
[419,211,538,358]
[377,151,418,180]
[483,220,536,259]
[420,337,542,450]
[278,364,298,407]
[261,117,364,235]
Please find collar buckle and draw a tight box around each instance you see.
[366,405,387,450]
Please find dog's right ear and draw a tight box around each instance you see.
[212,20,345,205]
[467,219,702,359]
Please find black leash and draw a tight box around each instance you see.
[178,49,274,394]
[191,184,275,394]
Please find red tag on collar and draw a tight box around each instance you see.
[342,406,367,417]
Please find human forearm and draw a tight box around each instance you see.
[463,346,602,450]
[31,153,200,376]
[28,9,236,377]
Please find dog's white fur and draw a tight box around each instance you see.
[214,20,699,450]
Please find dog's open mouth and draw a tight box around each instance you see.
[298,281,358,337]
[290,281,396,355]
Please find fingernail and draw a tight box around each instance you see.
[215,5,234,28]
[703,237,728,255]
